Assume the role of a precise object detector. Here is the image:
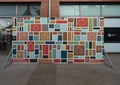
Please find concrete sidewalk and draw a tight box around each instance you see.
[0,54,120,85]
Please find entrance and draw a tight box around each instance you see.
[0,17,12,53]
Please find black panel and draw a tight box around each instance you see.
[30,59,37,63]
[104,28,120,43]
[43,55,48,58]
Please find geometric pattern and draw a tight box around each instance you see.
[12,17,104,64]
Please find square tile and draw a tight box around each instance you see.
[17,51,24,58]
[74,45,84,56]
[96,46,102,53]
[20,32,28,41]
[77,18,88,27]
[87,32,96,41]
[40,32,50,41]
[31,24,41,31]
[42,24,48,31]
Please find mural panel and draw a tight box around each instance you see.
[12,17,104,64]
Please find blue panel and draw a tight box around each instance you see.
[61,51,67,58]
[29,36,33,40]
[97,36,101,41]
[49,24,54,28]
[58,35,62,41]
[13,49,16,54]
[35,49,39,54]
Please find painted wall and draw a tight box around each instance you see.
[12,17,104,64]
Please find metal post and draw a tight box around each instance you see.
[48,0,51,18]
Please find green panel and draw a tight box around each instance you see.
[89,18,93,31]
[35,42,44,44]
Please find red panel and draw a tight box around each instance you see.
[21,45,24,50]
[12,59,29,63]
[74,32,80,35]
[53,32,57,35]
[90,59,104,63]
[54,59,60,63]
[66,45,70,50]
[27,42,34,52]
[74,59,84,63]
[77,18,88,27]
[31,24,41,31]
[43,45,48,54]
[68,28,71,31]
[17,32,19,40]
[56,20,67,24]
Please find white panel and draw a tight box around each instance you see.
[104,43,120,52]
[104,18,120,27]
[60,5,79,16]
[104,18,120,52]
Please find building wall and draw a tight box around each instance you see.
[0,0,120,17]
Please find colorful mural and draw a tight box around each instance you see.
[12,17,104,64]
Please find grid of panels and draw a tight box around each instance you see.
[12,17,104,64]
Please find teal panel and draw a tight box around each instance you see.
[12,55,16,58]
[48,28,55,31]
[52,35,58,41]
[85,42,89,49]
[24,44,27,49]
[34,36,39,41]
[78,56,85,59]
[29,52,35,58]
[56,42,63,44]
[35,55,38,59]
[80,35,87,41]
[12,32,16,36]
[74,36,80,41]
[56,51,61,58]
[12,41,24,44]
[96,53,103,59]
[96,41,102,45]
[70,45,73,50]
[24,20,34,23]
[60,45,66,50]
[53,49,56,58]
[40,18,48,24]
[55,24,60,29]
[60,24,67,31]
[24,49,26,58]
[39,51,42,58]
[24,24,29,31]
[81,28,89,32]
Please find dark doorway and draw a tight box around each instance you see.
[0,17,12,53]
